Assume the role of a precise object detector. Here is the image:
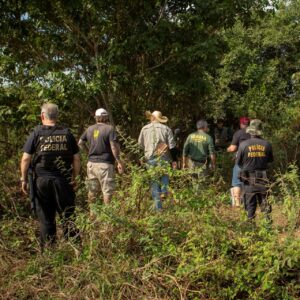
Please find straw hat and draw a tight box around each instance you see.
[145,110,168,123]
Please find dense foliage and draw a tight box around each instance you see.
[1,0,300,299]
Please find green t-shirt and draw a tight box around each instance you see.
[183,130,215,162]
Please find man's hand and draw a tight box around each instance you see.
[71,177,78,191]
[182,156,188,169]
[172,161,177,170]
[21,181,28,195]
[20,152,31,195]
[117,161,125,174]
[227,145,237,153]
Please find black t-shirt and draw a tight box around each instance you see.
[23,125,79,178]
[236,137,273,171]
[80,123,117,164]
[231,128,250,148]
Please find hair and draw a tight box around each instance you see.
[41,103,59,120]
[196,119,208,130]
[95,115,109,123]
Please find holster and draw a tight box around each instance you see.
[239,170,268,186]
[155,142,169,157]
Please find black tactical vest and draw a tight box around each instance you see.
[32,125,74,177]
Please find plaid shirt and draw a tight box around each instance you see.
[138,121,176,160]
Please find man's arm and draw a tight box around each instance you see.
[182,156,189,169]
[182,136,190,169]
[110,141,125,174]
[72,153,80,181]
[138,130,144,149]
[227,131,238,152]
[167,128,178,168]
[227,144,237,152]
[78,139,89,152]
[210,154,216,170]
[20,153,32,194]
[208,136,216,170]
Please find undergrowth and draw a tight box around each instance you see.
[0,151,300,299]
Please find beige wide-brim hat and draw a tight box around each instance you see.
[145,110,168,123]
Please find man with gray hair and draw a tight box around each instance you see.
[20,103,81,250]
[183,119,216,174]
[78,108,124,213]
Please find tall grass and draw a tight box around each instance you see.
[0,156,300,299]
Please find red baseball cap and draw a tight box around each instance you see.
[239,116,250,125]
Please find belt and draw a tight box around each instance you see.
[191,159,207,164]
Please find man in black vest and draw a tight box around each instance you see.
[20,103,80,250]
[236,119,273,220]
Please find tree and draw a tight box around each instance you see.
[0,0,274,139]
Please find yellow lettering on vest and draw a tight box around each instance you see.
[42,135,68,143]
[40,143,68,151]
[41,144,51,151]
[248,151,266,158]
[60,144,67,151]
[249,145,265,152]
[53,144,60,151]
[191,135,207,142]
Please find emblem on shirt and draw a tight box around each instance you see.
[191,135,207,142]
[247,144,266,157]
[93,130,100,140]
[40,135,68,151]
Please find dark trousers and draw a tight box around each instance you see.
[243,184,272,219]
[35,176,78,247]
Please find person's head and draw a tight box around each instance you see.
[196,119,209,132]
[41,103,59,123]
[95,108,109,123]
[217,119,224,128]
[174,128,181,136]
[145,110,168,123]
[246,119,263,137]
[239,116,250,129]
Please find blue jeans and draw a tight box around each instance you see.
[232,164,242,187]
[147,158,170,210]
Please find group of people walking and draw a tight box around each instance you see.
[20,103,273,250]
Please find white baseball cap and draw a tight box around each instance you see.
[95,108,108,116]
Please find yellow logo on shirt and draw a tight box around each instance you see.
[93,130,100,140]
[247,144,266,158]
[191,134,207,142]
